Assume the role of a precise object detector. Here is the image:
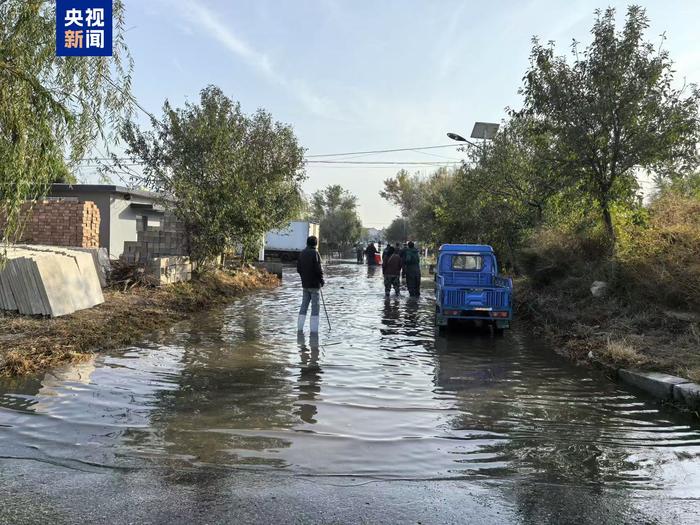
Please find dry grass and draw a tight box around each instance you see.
[0,268,279,377]
[516,270,700,378]
[617,194,700,311]
[679,367,700,383]
[599,338,648,367]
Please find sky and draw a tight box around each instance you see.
[92,0,700,228]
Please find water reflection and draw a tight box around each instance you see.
[295,333,322,424]
[0,263,698,503]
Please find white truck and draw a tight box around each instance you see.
[264,221,320,260]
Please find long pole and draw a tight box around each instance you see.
[320,288,332,331]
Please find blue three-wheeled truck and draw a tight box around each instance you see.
[434,244,513,333]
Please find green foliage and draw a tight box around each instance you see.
[121,85,306,263]
[384,217,410,243]
[520,5,700,248]
[0,0,133,252]
[310,184,362,250]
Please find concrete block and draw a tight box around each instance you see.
[673,382,700,410]
[618,369,690,400]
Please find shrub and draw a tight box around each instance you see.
[518,226,610,288]
[616,193,700,310]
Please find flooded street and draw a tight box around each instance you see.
[2,263,700,524]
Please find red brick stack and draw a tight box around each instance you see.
[0,200,100,249]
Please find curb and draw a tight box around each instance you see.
[616,368,700,411]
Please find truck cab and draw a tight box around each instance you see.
[434,244,513,332]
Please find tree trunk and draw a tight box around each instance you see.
[601,201,616,256]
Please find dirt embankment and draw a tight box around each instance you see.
[0,268,279,377]
[515,278,700,383]
[514,194,700,383]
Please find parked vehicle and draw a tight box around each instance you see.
[434,244,513,333]
[265,221,320,261]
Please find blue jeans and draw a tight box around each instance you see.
[299,288,320,317]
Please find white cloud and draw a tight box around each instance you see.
[173,0,343,120]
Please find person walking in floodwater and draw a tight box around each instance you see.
[297,236,324,333]
[404,241,421,297]
[365,242,378,265]
[356,244,364,263]
[382,245,402,296]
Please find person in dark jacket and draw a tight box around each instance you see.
[382,246,402,296]
[381,244,393,269]
[365,242,378,265]
[404,241,421,297]
[296,236,324,333]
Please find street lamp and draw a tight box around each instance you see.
[446,122,500,144]
[446,132,477,147]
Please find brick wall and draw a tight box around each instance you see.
[1,200,100,249]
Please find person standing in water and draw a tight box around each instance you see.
[382,245,402,296]
[297,236,324,333]
[365,242,378,265]
[404,241,421,297]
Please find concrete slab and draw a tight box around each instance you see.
[68,251,104,307]
[33,254,79,317]
[673,382,700,410]
[25,254,52,316]
[618,369,690,400]
[6,259,27,314]
[17,245,109,289]
[1,246,106,317]
[0,269,16,311]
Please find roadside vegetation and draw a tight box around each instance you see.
[308,184,363,252]
[0,267,279,377]
[119,85,307,264]
[381,6,700,378]
[0,0,133,256]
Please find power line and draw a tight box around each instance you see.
[305,143,465,158]
[306,160,461,165]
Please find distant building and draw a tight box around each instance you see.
[362,227,384,243]
[48,184,171,258]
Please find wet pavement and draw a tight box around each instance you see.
[1,262,700,524]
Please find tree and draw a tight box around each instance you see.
[384,217,410,243]
[310,185,362,251]
[380,169,424,219]
[521,5,700,250]
[0,0,133,252]
[380,167,456,245]
[472,116,571,223]
[122,85,306,263]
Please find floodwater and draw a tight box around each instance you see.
[1,263,700,523]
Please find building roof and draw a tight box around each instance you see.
[50,184,174,202]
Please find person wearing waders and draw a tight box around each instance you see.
[365,242,378,265]
[382,246,402,296]
[404,241,421,297]
[297,236,324,333]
